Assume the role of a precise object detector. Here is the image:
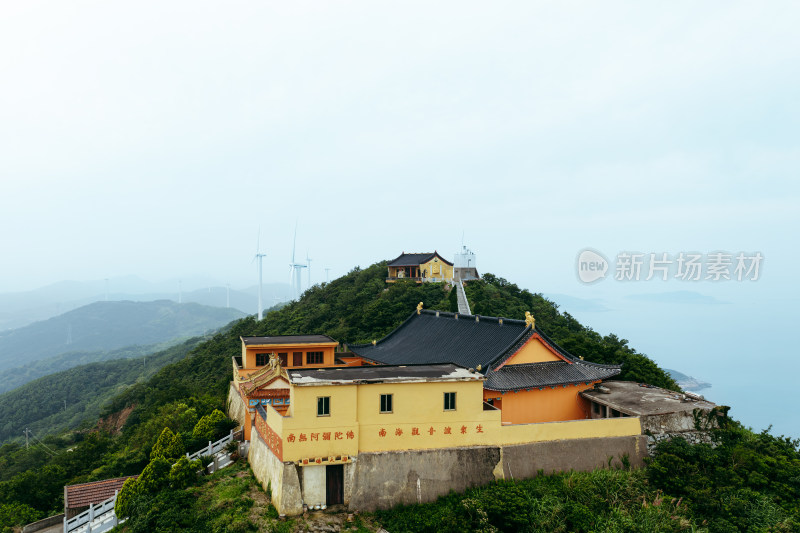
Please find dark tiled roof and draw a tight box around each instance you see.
[387,252,454,267]
[241,335,336,345]
[349,310,529,370]
[288,363,482,385]
[484,360,621,391]
[65,476,138,509]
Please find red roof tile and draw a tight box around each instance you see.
[65,476,138,509]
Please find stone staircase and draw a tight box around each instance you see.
[455,280,471,315]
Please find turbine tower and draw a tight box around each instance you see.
[306,252,312,289]
[253,230,267,320]
[288,224,307,300]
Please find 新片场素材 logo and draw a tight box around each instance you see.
[576,249,609,283]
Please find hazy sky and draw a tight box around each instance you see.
[2,1,797,295]
[1,1,799,433]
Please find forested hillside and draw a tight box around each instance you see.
[0,300,244,374]
[0,338,204,443]
[0,262,692,531]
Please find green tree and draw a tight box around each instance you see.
[137,457,171,494]
[150,428,185,462]
[114,476,141,519]
[169,456,201,490]
[191,409,228,442]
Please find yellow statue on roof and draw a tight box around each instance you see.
[525,311,535,329]
[416,302,424,315]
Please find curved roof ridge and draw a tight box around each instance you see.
[486,326,535,368]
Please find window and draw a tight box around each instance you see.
[444,392,456,411]
[255,353,269,366]
[317,396,330,416]
[278,353,288,367]
[293,352,303,366]
[592,402,600,415]
[380,394,393,413]
[306,351,324,365]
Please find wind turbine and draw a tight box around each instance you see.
[253,229,267,320]
[306,252,312,289]
[288,224,307,300]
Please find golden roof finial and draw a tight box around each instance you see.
[525,311,535,329]
[416,301,424,315]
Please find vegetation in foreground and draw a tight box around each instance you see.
[375,423,800,533]
[0,261,765,532]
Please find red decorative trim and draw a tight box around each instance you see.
[254,415,283,461]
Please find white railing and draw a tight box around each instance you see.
[185,427,240,462]
[65,426,243,533]
[65,492,121,533]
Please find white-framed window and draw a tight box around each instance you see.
[444,392,456,411]
[380,394,393,413]
[317,396,330,416]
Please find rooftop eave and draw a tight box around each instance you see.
[289,375,485,387]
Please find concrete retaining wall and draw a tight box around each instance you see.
[500,435,647,480]
[350,446,501,511]
[248,431,303,515]
[250,433,649,514]
[226,382,248,428]
[22,513,64,533]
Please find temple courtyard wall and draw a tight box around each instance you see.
[229,384,649,515]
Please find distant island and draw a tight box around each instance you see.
[665,368,711,392]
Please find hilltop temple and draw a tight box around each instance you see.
[228,306,716,515]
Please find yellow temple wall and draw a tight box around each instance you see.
[420,258,453,280]
[491,384,595,424]
[266,379,640,463]
[501,336,563,365]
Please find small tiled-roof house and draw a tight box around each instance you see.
[64,475,137,518]
[386,252,454,283]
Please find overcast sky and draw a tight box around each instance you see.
[2,1,799,434]
[0,2,800,291]
[0,1,797,296]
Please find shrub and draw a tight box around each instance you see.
[150,427,185,462]
[192,410,229,442]
[114,477,142,518]
[137,457,171,494]
[169,456,202,489]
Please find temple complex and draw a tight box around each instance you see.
[228,305,699,514]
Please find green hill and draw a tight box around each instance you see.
[0,338,206,444]
[0,263,684,530]
[0,300,245,386]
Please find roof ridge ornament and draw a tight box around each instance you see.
[416,302,423,315]
[525,311,535,329]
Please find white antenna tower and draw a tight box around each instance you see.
[288,223,307,300]
[253,229,267,320]
[325,268,331,283]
